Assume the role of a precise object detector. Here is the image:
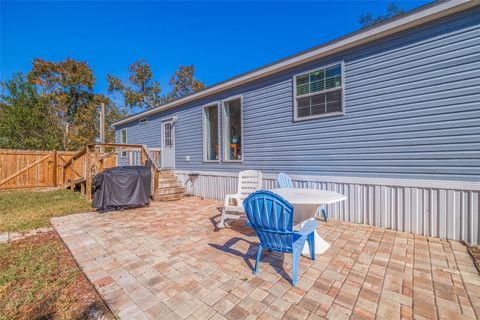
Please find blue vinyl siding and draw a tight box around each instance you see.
[116,7,480,182]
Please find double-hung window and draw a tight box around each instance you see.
[120,128,127,157]
[294,62,344,120]
[202,103,220,161]
[222,96,243,161]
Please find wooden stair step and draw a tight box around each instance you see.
[153,193,183,201]
[152,170,185,202]
[158,176,177,181]
[156,186,185,196]
[158,181,181,188]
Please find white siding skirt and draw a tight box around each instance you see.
[176,170,480,245]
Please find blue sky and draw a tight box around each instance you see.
[1,1,430,95]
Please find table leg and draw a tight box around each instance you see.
[295,218,331,257]
[302,230,330,256]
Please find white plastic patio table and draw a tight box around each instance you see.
[269,188,347,256]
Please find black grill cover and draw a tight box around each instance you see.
[92,166,151,211]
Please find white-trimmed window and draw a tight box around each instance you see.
[294,62,344,120]
[222,96,243,161]
[202,103,220,162]
[120,128,127,157]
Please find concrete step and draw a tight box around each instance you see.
[156,186,185,196]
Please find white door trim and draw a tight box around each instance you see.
[161,118,176,169]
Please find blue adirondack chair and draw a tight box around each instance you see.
[243,190,316,286]
[277,173,328,221]
[277,172,292,188]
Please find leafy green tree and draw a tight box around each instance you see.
[107,61,205,109]
[359,3,404,28]
[166,65,205,101]
[27,58,96,150]
[1,59,127,151]
[107,60,162,111]
[0,73,63,150]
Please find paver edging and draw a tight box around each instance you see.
[0,227,53,243]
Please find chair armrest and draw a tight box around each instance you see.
[224,194,241,207]
[295,220,317,237]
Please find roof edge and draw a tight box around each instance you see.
[113,0,478,127]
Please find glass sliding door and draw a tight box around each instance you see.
[202,104,219,161]
[120,128,127,157]
[223,97,243,161]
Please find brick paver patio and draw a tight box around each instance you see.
[51,197,480,320]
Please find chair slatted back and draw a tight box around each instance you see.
[277,173,293,188]
[243,190,294,253]
[237,170,263,202]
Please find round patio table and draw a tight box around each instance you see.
[269,188,347,256]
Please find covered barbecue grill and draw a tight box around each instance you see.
[92,166,151,211]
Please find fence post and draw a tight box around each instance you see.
[70,159,75,192]
[52,151,58,187]
[94,147,99,174]
[141,147,146,165]
[154,169,159,197]
[62,160,66,188]
[85,146,92,200]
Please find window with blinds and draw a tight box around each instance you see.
[294,62,344,120]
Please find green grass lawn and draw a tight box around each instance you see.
[0,189,93,233]
[0,232,113,320]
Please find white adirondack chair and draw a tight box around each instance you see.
[217,170,263,228]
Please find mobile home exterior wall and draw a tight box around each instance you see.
[116,7,480,243]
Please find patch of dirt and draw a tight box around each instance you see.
[0,231,114,320]
[466,244,480,274]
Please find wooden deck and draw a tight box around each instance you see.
[63,143,168,201]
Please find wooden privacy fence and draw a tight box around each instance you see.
[1,144,160,199]
[0,149,79,190]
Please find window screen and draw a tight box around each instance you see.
[295,63,343,119]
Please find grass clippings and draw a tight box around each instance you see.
[0,231,113,320]
[0,189,92,233]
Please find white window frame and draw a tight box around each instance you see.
[202,102,221,163]
[119,128,127,157]
[139,117,148,125]
[293,60,345,121]
[222,95,244,163]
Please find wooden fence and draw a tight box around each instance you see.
[0,149,80,190]
[1,145,158,199]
